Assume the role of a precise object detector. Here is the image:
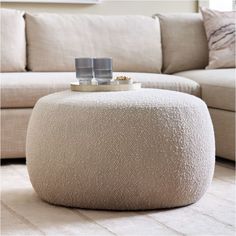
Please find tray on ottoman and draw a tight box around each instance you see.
[70,82,141,92]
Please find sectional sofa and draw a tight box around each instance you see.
[1,9,235,161]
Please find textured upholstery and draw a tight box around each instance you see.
[156,13,208,74]
[26,13,162,73]
[26,89,215,210]
[0,9,26,72]
[175,69,236,112]
[1,72,200,108]
[1,109,32,158]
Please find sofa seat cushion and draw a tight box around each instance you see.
[175,69,235,111]
[1,72,200,108]
[1,72,76,108]
[115,72,200,97]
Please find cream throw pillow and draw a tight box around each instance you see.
[200,7,236,69]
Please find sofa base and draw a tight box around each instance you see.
[1,107,235,161]
[1,108,32,159]
[209,108,235,161]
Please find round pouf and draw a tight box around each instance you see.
[26,89,215,210]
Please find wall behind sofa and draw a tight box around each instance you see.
[1,0,198,15]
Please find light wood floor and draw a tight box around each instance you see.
[1,158,235,236]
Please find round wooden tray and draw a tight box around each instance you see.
[70,82,142,92]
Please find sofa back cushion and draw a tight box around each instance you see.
[26,13,162,73]
[156,13,209,74]
[1,9,26,72]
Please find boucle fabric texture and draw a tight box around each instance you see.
[200,7,236,69]
[156,13,208,74]
[26,89,215,210]
[0,9,26,72]
[25,13,162,73]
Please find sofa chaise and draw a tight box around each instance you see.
[1,9,235,160]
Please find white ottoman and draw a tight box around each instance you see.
[26,89,215,210]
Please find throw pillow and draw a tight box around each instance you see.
[200,7,236,69]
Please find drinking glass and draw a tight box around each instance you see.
[75,58,93,85]
[93,58,113,85]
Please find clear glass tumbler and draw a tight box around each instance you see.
[93,58,113,85]
[75,58,93,85]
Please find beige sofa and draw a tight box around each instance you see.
[1,9,235,161]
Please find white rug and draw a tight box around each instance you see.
[1,159,235,236]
